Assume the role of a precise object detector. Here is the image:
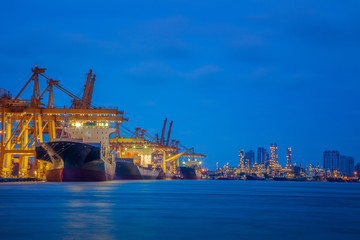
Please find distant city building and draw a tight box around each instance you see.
[286,147,292,169]
[323,150,340,172]
[355,163,360,177]
[256,147,269,164]
[245,150,255,168]
[266,152,270,163]
[339,155,354,176]
[257,147,267,164]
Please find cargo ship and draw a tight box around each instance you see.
[179,160,202,179]
[115,158,163,180]
[36,121,116,182]
[245,174,265,180]
[115,157,178,180]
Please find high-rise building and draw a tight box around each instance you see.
[286,147,292,169]
[339,156,354,176]
[245,150,255,168]
[257,147,267,164]
[323,150,340,172]
[355,163,360,177]
[266,152,270,163]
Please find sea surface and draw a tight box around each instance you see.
[0,180,359,240]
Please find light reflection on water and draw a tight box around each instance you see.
[0,181,359,240]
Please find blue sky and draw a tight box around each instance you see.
[1,0,360,168]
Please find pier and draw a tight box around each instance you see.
[0,67,205,181]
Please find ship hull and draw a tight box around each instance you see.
[179,166,201,180]
[36,141,115,182]
[115,160,162,180]
[157,172,177,180]
[245,175,265,181]
[46,168,114,182]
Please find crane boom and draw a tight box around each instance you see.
[160,118,167,145]
[166,121,173,146]
[81,69,92,108]
[86,73,96,108]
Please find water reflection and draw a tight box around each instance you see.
[0,181,359,240]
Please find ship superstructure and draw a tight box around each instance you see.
[179,153,206,179]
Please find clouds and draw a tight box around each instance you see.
[1,0,360,167]
[126,61,224,89]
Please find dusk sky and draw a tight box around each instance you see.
[1,0,359,168]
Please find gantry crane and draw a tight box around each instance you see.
[0,66,127,178]
[110,119,194,173]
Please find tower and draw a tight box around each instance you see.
[274,142,278,165]
[239,149,244,171]
[269,143,277,169]
[286,147,292,169]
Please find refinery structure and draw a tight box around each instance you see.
[214,143,358,182]
[0,66,205,180]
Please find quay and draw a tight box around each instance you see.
[0,178,42,183]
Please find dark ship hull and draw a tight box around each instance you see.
[326,177,346,183]
[36,141,115,182]
[179,166,201,180]
[273,176,307,182]
[115,159,162,180]
[245,175,265,181]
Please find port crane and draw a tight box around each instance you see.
[110,119,194,173]
[0,66,205,178]
[0,66,127,178]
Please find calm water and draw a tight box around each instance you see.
[0,180,359,240]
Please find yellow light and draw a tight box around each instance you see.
[199,161,202,164]
[75,122,81,127]
[144,145,147,148]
